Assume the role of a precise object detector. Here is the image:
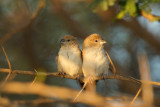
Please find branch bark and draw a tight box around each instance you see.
[1,82,108,107]
[0,68,141,84]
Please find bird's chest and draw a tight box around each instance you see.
[83,49,109,76]
[85,50,107,67]
[59,49,78,61]
[58,48,81,75]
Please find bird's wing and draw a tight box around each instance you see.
[78,48,83,76]
[56,55,63,72]
[56,56,58,65]
[80,49,83,62]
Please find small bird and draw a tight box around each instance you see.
[74,34,112,101]
[56,35,83,77]
[82,33,110,78]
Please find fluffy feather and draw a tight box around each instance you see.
[57,35,82,76]
[82,33,109,77]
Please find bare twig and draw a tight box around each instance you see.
[31,0,46,21]
[0,46,13,87]
[105,51,116,74]
[140,80,160,86]
[73,80,88,102]
[129,87,142,107]
[30,69,38,86]
[0,68,141,85]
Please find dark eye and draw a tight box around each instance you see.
[67,39,70,42]
[95,40,98,42]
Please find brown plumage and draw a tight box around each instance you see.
[57,35,83,77]
[82,33,109,77]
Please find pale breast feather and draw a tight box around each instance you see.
[58,48,82,76]
[83,48,109,77]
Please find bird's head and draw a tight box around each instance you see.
[83,33,106,49]
[60,35,79,47]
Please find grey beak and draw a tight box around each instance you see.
[60,39,65,44]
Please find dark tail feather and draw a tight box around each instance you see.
[77,80,84,88]
[77,80,98,90]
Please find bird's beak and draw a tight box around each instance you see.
[100,40,107,45]
[60,39,66,44]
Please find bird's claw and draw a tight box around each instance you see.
[75,74,80,80]
[58,72,66,78]
[102,75,106,80]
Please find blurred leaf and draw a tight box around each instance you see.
[126,0,137,17]
[89,0,116,12]
[142,10,160,22]
[108,0,116,6]
[89,0,101,12]
[139,0,160,14]
[117,0,137,19]
[117,10,127,19]
[139,1,152,13]
[100,0,108,11]
[36,68,46,83]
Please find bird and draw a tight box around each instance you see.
[56,35,83,78]
[82,33,110,78]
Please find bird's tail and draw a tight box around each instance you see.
[73,76,97,102]
[73,79,89,102]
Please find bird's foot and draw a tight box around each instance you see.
[102,75,107,83]
[102,75,106,80]
[76,74,82,80]
[58,72,66,78]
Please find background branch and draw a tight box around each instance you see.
[118,19,160,51]
[0,0,46,45]
[1,82,108,107]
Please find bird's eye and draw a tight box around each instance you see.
[67,39,70,42]
[95,40,98,42]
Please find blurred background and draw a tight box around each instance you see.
[0,0,160,106]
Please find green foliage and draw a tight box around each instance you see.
[139,0,160,13]
[117,0,137,19]
[89,0,160,19]
[36,69,46,83]
[89,0,116,12]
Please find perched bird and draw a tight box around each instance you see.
[57,35,83,77]
[82,33,110,78]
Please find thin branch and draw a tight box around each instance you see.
[0,0,46,45]
[129,87,142,107]
[31,0,46,21]
[0,68,141,85]
[30,69,38,86]
[1,47,12,72]
[0,46,13,87]
[105,51,116,74]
